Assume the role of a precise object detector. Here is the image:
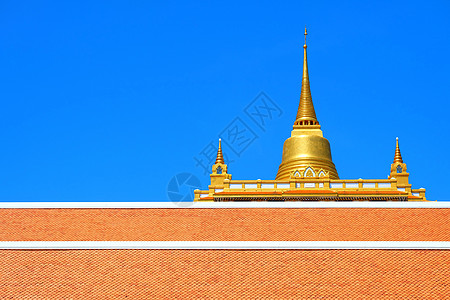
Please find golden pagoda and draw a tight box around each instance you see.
[276,27,338,181]
[194,28,427,202]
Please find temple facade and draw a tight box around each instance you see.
[194,29,427,202]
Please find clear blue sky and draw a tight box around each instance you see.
[1,0,449,201]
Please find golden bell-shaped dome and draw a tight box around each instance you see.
[276,28,339,180]
[276,130,339,180]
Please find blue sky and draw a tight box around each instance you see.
[1,0,449,201]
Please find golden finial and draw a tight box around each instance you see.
[215,139,224,164]
[304,26,307,48]
[294,26,318,126]
[393,137,403,163]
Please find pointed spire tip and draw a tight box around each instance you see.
[304,26,308,48]
[215,138,224,164]
[294,26,318,126]
[393,137,403,164]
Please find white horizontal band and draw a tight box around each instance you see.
[0,241,449,249]
[0,201,448,209]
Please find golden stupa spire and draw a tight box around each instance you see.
[294,26,318,126]
[276,28,339,180]
[215,139,224,164]
[393,137,403,163]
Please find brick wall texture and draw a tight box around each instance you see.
[1,249,449,299]
[0,208,448,241]
[1,208,449,298]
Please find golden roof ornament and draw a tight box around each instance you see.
[215,139,224,164]
[294,26,318,126]
[194,31,428,202]
[276,28,339,180]
[394,137,404,163]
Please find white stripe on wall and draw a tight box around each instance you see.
[0,201,448,209]
[0,241,449,250]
